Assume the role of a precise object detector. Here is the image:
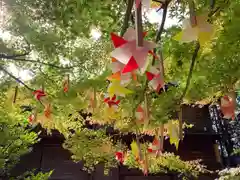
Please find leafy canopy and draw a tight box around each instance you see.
[0,0,238,177]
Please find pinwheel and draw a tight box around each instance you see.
[115,151,124,163]
[28,114,36,123]
[147,137,161,153]
[33,89,46,101]
[103,105,121,120]
[104,94,120,109]
[173,14,214,46]
[63,75,69,93]
[167,121,180,149]
[146,66,164,91]
[151,0,162,8]
[131,141,140,161]
[108,58,137,85]
[44,103,51,118]
[28,108,37,123]
[135,0,162,9]
[110,28,156,73]
[135,104,145,124]
[107,79,133,97]
[221,95,235,120]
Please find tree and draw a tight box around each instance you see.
[0,0,239,178]
[0,87,39,178]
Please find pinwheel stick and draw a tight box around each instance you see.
[159,124,164,152]
[41,83,45,92]
[144,93,149,127]
[135,1,143,47]
[121,0,134,36]
[93,87,96,113]
[188,0,197,27]
[13,85,18,103]
[136,135,143,161]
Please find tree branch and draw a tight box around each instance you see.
[179,42,200,102]
[0,52,30,59]
[0,66,35,91]
[121,0,134,36]
[1,55,74,69]
[152,0,170,66]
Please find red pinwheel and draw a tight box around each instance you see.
[33,89,46,101]
[115,151,124,163]
[104,94,120,108]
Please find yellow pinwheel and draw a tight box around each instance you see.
[131,141,140,160]
[107,80,133,97]
[173,15,214,46]
[167,120,180,149]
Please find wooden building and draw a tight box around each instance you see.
[9,104,222,180]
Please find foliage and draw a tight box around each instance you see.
[124,151,207,179]
[12,170,53,180]
[63,128,123,174]
[232,149,240,156]
[229,120,240,151]
[0,92,39,177]
[0,0,239,177]
[216,167,240,180]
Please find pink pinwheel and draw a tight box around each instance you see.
[135,0,152,9]
[110,28,156,73]
[147,137,161,154]
[146,66,164,91]
[108,57,134,85]
[135,105,145,124]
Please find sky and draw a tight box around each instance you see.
[90,9,178,40]
[2,8,178,82]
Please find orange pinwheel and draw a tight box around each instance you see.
[63,75,69,93]
[44,104,51,118]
